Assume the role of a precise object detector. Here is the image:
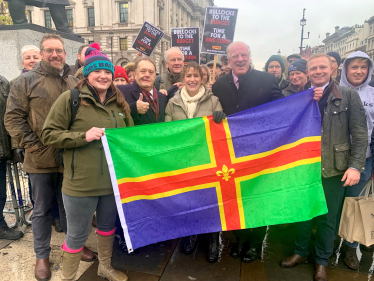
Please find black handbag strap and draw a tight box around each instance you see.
[69,88,80,129]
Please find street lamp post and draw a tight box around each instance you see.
[299,8,310,55]
[109,30,114,63]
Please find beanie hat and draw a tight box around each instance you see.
[83,43,114,78]
[265,55,285,73]
[288,59,307,74]
[327,51,341,66]
[114,66,129,83]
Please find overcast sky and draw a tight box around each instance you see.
[214,0,374,70]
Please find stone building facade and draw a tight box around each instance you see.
[26,0,214,74]
[367,16,374,61]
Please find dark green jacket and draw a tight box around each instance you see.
[282,81,311,97]
[155,70,181,91]
[321,83,367,178]
[41,84,134,197]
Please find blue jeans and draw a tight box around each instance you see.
[336,157,373,248]
[0,160,7,227]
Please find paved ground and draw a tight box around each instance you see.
[1,219,374,281]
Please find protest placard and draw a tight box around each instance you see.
[201,7,238,55]
[132,21,164,56]
[171,27,200,64]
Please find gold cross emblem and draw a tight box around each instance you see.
[216,165,235,181]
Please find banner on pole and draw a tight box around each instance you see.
[132,21,164,57]
[171,27,200,65]
[201,6,238,55]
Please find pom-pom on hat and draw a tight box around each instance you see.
[114,66,129,83]
[83,43,114,78]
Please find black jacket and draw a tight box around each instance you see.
[0,76,11,159]
[212,68,284,115]
[118,82,167,125]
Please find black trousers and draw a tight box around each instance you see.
[233,226,267,250]
[29,172,67,259]
[294,175,343,266]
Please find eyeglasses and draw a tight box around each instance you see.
[42,48,65,55]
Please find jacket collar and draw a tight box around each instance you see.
[131,81,159,123]
[166,69,181,82]
[284,81,311,93]
[31,61,72,78]
[74,59,82,70]
[170,87,212,110]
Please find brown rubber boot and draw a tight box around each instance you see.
[60,249,83,281]
[96,233,128,281]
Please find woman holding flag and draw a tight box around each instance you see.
[165,61,226,262]
[41,45,133,281]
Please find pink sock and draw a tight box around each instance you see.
[62,241,83,253]
[97,228,116,236]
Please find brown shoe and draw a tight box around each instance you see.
[34,258,51,281]
[314,264,328,281]
[81,246,96,262]
[280,254,309,268]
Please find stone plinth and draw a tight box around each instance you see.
[0,24,84,81]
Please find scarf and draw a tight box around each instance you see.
[180,86,206,119]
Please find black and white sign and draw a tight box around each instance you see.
[171,27,200,64]
[132,21,164,57]
[201,7,238,55]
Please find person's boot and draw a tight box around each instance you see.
[60,249,83,281]
[183,235,197,254]
[243,247,259,263]
[96,233,128,281]
[81,246,96,262]
[52,218,63,233]
[35,258,51,281]
[344,244,360,270]
[314,264,328,281]
[280,253,309,268]
[207,232,220,263]
[7,0,28,25]
[48,4,81,37]
[0,225,23,240]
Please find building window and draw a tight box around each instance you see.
[67,9,73,27]
[88,7,95,27]
[45,10,52,28]
[121,61,128,67]
[120,38,128,50]
[26,10,32,23]
[88,40,94,45]
[119,2,128,23]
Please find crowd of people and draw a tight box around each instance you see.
[0,32,373,281]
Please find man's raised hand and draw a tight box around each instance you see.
[136,93,150,114]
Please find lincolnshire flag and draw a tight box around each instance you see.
[102,88,327,252]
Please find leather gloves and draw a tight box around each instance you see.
[213,111,227,123]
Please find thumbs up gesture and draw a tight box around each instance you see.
[136,93,150,114]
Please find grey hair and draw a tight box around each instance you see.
[226,41,251,59]
[164,46,184,62]
[21,45,41,58]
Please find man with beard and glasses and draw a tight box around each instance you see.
[212,41,322,265]
[5,33,95,281]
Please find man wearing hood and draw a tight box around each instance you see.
[265,55,290,90]
[154,47,184,92]
[339,50,374,270]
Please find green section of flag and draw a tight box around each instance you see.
[239,162,326,228]
[105,118,212,180]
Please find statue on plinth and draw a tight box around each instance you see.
[6,0,80,37]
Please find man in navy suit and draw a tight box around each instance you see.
[118,57,167,125]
